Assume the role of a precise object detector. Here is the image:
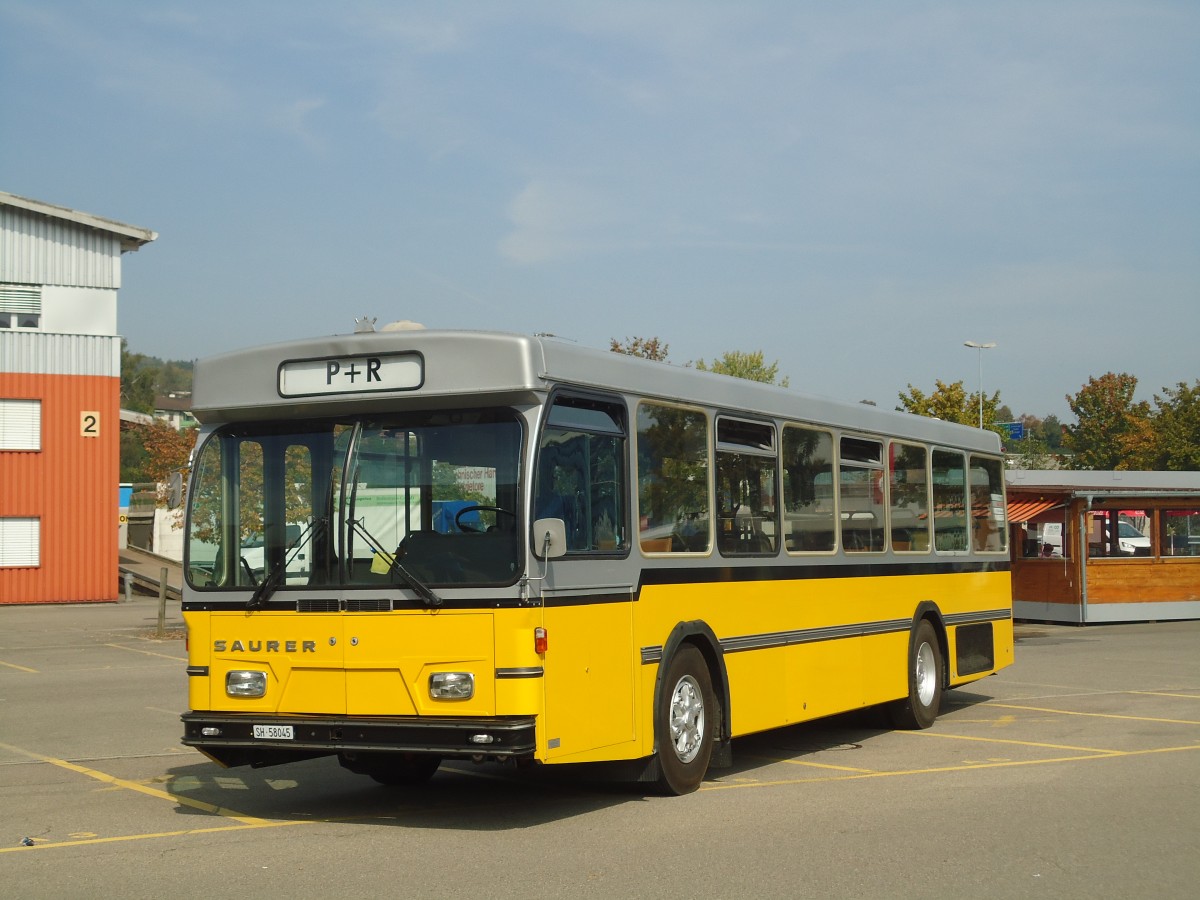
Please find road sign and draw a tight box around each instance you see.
[999,422,1025,440]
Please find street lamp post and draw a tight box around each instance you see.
[963,341,996,429]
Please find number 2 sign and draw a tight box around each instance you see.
[81,411,100,437]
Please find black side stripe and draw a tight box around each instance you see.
[495,667,544,679]
[639,608,1012,665]
[944,609,1012,626]
[636,558,1009,593]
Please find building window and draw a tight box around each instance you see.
[0,399,41,451]
[1089,509,1151,558]
[0,518,40,567]
[0,285,42,330]
[1161,509,1200,557]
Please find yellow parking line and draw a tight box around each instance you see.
[104,642,186,662]
[1130,691,1200,700]
[702,743,1200,791]
[901,730,1119,755]
[0,658,38,673]
[989,702,1200,726]
[2,819,313,853]
[742,753,877,774]
[0,740,270,826]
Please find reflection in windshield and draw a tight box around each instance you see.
[186,410,522,592]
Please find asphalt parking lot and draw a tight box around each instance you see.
[2,599,1198,899]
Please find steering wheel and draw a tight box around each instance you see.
[454,505,516,533]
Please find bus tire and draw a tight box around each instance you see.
[655,644,715,795]
[888,619,943,730]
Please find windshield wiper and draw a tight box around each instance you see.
[349,518,443,608]
[247,517,327,611]
[388,553,444,608]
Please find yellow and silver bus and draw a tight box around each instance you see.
[181,327,1012,794]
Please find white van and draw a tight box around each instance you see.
[1114,519,1151,555]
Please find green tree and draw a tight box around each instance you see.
[897,379,1000,429]
[695,350,789,387]
[119,344,194,413]
[120,341,157,413]
[140,421,197,505]
[1124,380,1200,471]
[158,359,194,394]
[610,336,670,362]
[120,428,151,482]
[1041,414,1064,451]
[1063,372,1151,470]
[1002,413,1066,469]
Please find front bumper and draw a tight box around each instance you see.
[181,711,537,768]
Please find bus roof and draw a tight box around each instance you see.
[191,328,1001,454]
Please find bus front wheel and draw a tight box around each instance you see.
[888,619,943,730]
[655,644,715,795]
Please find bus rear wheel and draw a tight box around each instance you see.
[888,619,943,730]
[655,644,715,795]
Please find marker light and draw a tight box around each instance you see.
[534,627,548,654]
[430,672,475,700]
[226,670,267,698]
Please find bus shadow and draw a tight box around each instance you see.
[165,754,655,830]
[711,688,1001,784]
[164,693,996,828]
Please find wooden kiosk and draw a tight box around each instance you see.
[1008,470,1200,624]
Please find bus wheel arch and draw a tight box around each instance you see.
[887,603,948,730]
[652,622,730,794]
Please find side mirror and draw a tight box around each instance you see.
[166,471,185,510]
[533,518,567,559]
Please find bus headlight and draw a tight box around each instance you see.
[226,670,267,698]
[430,672,474,700]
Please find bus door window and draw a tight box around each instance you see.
[839,436,885,553]
[716,417,778,556]
[932,449,968,552]
[537,396,628,553]
[889,442,930,552]
[233,439,266,586]
[186,434,227,587]
[187,427,337,590]
[636,403,711,554]
[782,425,836,552]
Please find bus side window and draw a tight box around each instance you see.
[782,425,836,553]
[538,396,628,553]
[637,403,710,554]
[932,449,968,552]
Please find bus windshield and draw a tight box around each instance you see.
[186,409,523,592]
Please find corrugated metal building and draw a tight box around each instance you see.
[0,191,156,604]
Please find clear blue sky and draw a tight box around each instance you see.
[3,1,1197,421]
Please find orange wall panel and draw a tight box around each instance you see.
[0,372,119,603]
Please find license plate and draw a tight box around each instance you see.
[253,724,294,740]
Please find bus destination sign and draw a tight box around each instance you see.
[278,353,424,397]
